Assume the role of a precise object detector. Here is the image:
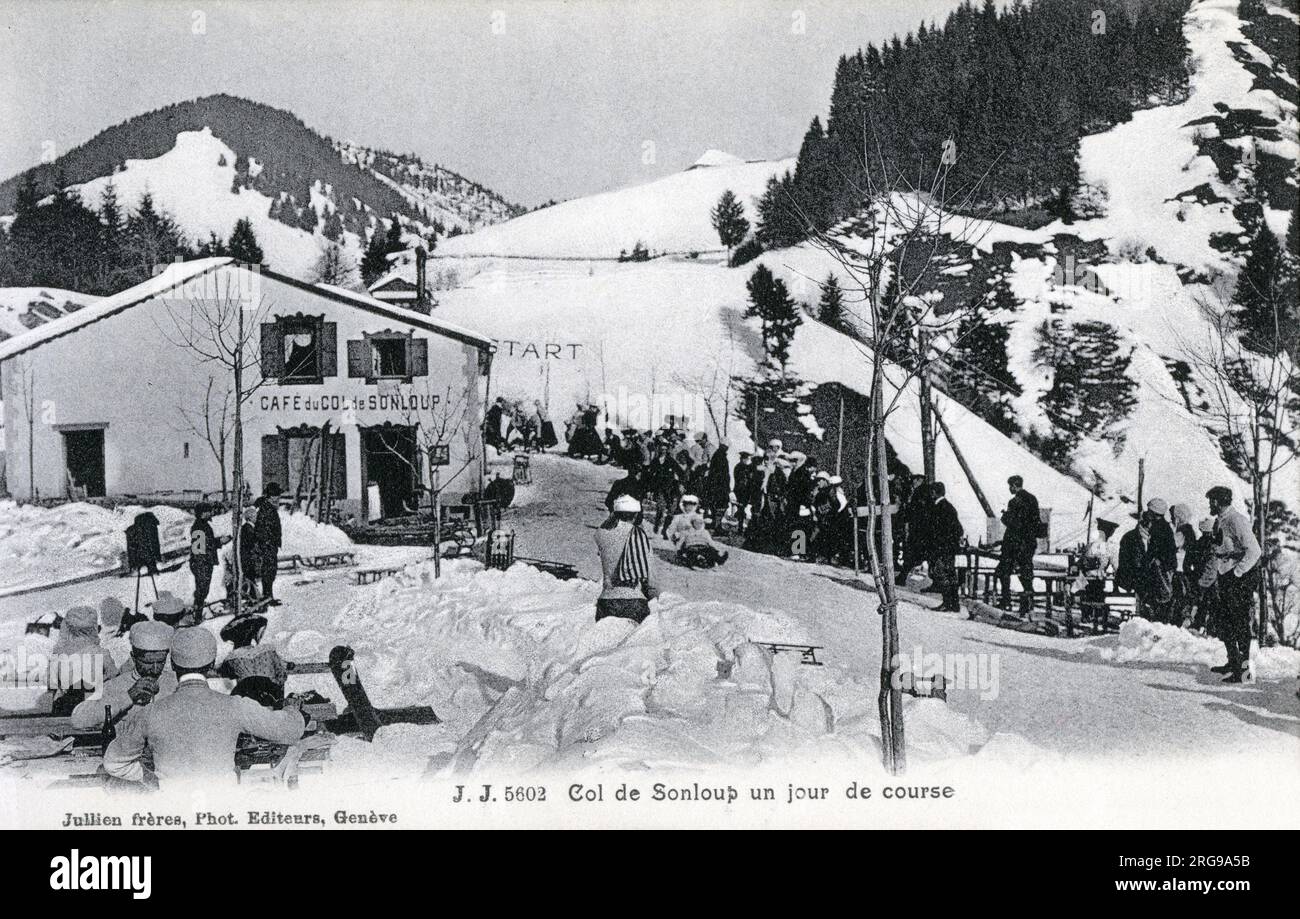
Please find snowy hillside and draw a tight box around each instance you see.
[426,0,1297,538]
[437,153,794,260]
[72,129,347,280]
[0,287,98,341]
[0,94,521,283]
[336,142,523,234]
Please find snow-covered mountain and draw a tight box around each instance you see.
[0,94,521,282]
[335,141,523,234]
[437,151,794,260]
[422,0,1297,544]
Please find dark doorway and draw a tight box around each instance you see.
[63,429,106,498]
[362,425,418,519]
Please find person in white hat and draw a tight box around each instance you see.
[103,627,306,788]
[71,620,177,730]
[593,494,659,624]
[666,494,705,546]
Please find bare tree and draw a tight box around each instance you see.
[672,312,742,440]
[173,375,235,499]
[8,357,38,500]
[1174,283,1298,643]
[787,134,1000,775]
[153,266,271,618]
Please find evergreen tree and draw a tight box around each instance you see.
[125,191,193,278]
[322,210,345,241]
[745,264,803,372]
[384,214,405,252]
[296,202,318,232]
[1232,221,1283,355]
[756,172,805,249]
[227,216,265,266]
[360,226,390,284]
[710,189,749,265]
[817,273,846,332]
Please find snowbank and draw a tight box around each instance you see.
[276,558,1013,778]
[0,501,351,596]
[0,501,192,594]
[1098,618,1300,681]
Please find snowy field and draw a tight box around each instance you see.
[2,454,1296,827]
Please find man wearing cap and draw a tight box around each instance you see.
[103,627,307,787]
[1204,486,1261,683]
[71,621,177,731]
[254,483,284,606]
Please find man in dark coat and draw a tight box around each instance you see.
[732,451,755,533]
[484,472,517,509]
[253,483,284,606]
[189,503,219,614]
[996,475,1040,612]
[926,482,965,611]
[896,476,930,586]
[703,442,731,526]
[605,468,645,513]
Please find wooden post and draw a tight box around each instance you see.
[918,326,935,484]
[931,400,993,517]
[433,467,442,579]
[835,386,845,477]
[1136,458,1145,514]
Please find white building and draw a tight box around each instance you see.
[0,258,494,521]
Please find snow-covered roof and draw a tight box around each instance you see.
[0,258,229,362]
[298,277,491,350]
[0,257,494,362]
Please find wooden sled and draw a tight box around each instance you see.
[354,567,402,585]
[962,598,1061,637]
[297,551,357,570]
[756,642,825,666]
[513,557,580,580]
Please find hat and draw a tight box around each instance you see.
[612,494,642,513]
[681,494,700,505]
[816,471,831,481]
[99,597,127,632]
[738,450,752,458]
[1198,517,1215,534]
[63,606,98,631]
[152,593,187,626]
[171,627,218,669]
[220,614,267,647]
[790,451,806,462]
[264,482,283,497]
[829,475,844,486]
[1146,498,1168,516]
[129,620,175,652]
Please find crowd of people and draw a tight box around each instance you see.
[199,483,284,613]
[1106,486,1262,683]
[484,397,559,454]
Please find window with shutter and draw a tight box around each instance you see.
[260,322,284,380]
[321,322,338,377]
[410,338,429,377]
[347,340,369,378]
